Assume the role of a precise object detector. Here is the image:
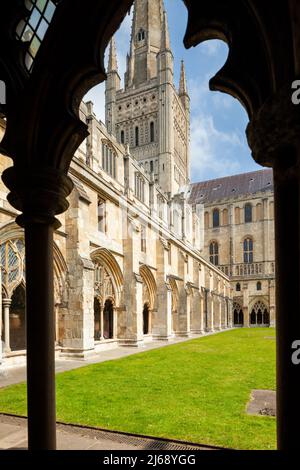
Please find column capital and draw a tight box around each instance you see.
[2,167,74,229]
[246,81,300,167]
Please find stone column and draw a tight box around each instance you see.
[206,292,214,332]
[3,298,11,352]
[213,295,222,330]
[272,157,300,449]
[100,306,104,340]
[176,282,190,337]
[190,290,203,334]
[152,238,172,340]
[0,270,2,363]
[119,217,144,346]
[247,81,300,449]
[113,306,118,339]
[228,298,234,328]
[243,306,249,327]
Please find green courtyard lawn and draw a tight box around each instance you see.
[0,328,276,449]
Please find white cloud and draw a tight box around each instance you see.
[190,114,244,182]
[200,40,223,57]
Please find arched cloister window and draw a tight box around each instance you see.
[212,208,220,228]
[243,237,253,263]
[244,203,252,223]
[250,300,270,327]
[94,264,115,301]
[209,241,219,266]
[233,302,243,326]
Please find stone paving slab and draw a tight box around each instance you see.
[246,389,276,416]
[0,414,214,451]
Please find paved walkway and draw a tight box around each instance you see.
[0,414,214,450]
[0,332,223,388]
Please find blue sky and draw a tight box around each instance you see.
[84,0,263,183]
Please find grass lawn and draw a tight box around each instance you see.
[0,328,276,449]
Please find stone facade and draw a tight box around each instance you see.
[0,1,232,364]
[190,170,276,327]
[0,0,275,365]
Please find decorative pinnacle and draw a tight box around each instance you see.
[179,60,188,96]
[108,36,118,73]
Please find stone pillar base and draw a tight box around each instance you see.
[175,331,191,338]
[152,334,174,341]
[118,339,145,348]
[59,348,95,360]
[190,329,204,335]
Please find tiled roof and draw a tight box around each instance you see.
[189,169,273,205]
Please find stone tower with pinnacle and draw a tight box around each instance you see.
[105,0,190,196]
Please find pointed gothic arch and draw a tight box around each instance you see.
[139,264,157,310]
[91,247,123,306]
[233,301,243,326]
[249,299,270,327]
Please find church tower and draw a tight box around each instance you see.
[107,0,190,196]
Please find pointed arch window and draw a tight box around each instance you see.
[236,282,241,292]
[257,281,262,291]
[244,237,253,263]
[244,203,252,223]
[213,208,220,228]
[209,241,219,266]
[120,130,125,144]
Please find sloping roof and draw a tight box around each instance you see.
[189,169,273,205]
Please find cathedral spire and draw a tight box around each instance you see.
[108,36,118,73]
[125,0,166,88]
[179,60,188,96]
